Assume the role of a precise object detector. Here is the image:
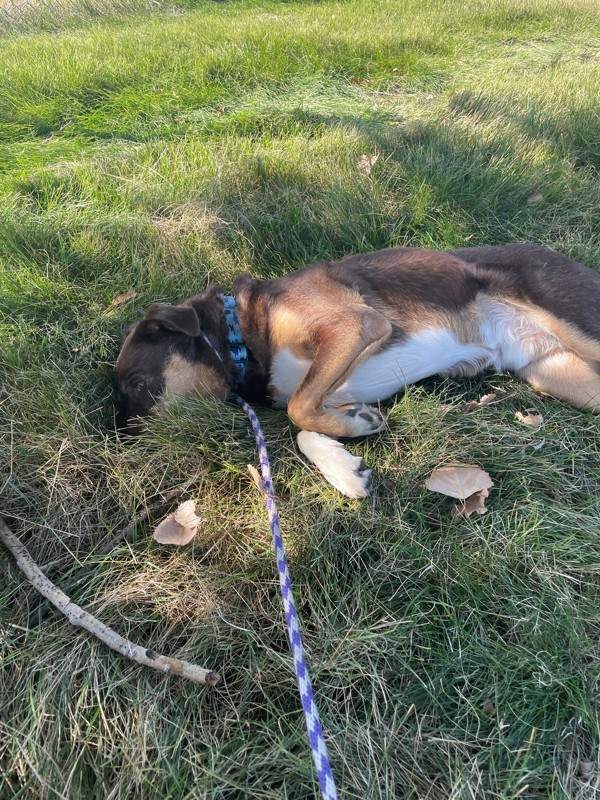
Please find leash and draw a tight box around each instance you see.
[198,314,339,799]
[231,393,339,800]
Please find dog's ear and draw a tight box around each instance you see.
[120,322,136,344]
[141,304,201,337]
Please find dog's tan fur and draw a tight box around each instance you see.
[115,244,600,495]
[162,355,230,401]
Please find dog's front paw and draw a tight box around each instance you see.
[340,403,386,436]
[297,430,372,499]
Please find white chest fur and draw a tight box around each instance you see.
[269,348,312,407]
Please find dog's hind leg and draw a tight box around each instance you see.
[286,305,392,438]
[518,350,600,412]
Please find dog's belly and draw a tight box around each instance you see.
[329,330,498,405]
[269,299,563,408]
[269,329,499,407]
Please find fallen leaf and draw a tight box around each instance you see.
[515,408,543,428]
[111,290,137,306]
[153,499,201,545]
[456,401,478,412]
[357,154,379,175]
[425,464,494,499]
[458,392,497,412]
[215,107,225,117]
[464,234,474,241]
[579,760,594,776]
[482,699,496,715]
[174,500,201,528]
[247,464,267,495]
[527,192,543,204]
[452,487,490,519]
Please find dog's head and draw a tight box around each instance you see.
[115,287,233,433]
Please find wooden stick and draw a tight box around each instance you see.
[0,517,220,686]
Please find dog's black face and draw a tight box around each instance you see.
[115,327,173,432]
[115,290,232,432]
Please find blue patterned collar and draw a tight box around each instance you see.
[223,295,247,382]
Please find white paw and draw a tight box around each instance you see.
[332,403,386,436]
[296,430,372,499]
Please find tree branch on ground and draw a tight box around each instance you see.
[0,516,220,686]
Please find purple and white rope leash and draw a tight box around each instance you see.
[232,394,339,800]
[198,322,338,798]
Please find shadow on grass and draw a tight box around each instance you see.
[202,105,599,272]
[449,89,600,172]
[3,91,599,294]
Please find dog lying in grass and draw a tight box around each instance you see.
[115,244,600,498]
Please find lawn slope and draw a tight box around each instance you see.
[1,1,599,798]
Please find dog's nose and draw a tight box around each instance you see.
[115,410,146,437]
[115,401,140,436]
[118,421,144,437]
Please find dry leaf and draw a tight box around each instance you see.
[358,154,379,175]
[459,392,497,412]
[482,699,496,715]
[174,500,201,528]
[425,464,493,499]
[153,500,201,545]
[515,408,543,428]
[247,464,267,495]
[527,192,543,204]
[111,290,137,306]
[452,488,490,519]
[457,400,479,412]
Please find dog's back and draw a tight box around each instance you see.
[451,243,600,341]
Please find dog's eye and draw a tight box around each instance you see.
[134,380,145,394]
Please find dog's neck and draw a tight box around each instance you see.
[217,289,271,405]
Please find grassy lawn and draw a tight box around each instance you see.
[1,0,599,797]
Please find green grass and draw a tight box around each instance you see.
[1,0,600,797]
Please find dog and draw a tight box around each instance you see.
[115,244,600,498]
